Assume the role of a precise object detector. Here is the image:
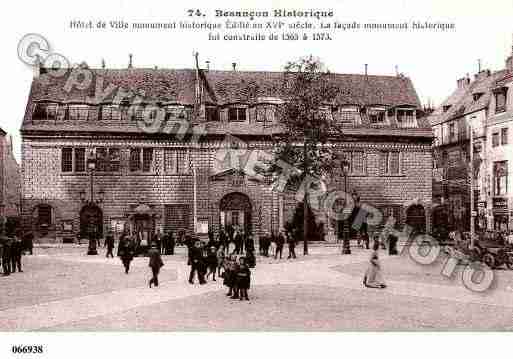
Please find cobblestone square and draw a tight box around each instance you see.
[1,244,513,331]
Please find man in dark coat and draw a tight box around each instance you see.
[188,240,206,284]
[2,235,12,275]
[105,230,115,258]
[275,231,285,259]
[148,244,164,287]
[119,236,135,274]
[168,232,175,255]
[287,230,297,259]
[11,235,23,272]
[219,228,228,254]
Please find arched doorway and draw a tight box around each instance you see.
[80,204,103,239]
[220,192,252,234]
[33,204,53,237]
[406,204,426,233]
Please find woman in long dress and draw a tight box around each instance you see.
[363,247,386,289]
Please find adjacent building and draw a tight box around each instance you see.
[429,39,513,232]
[0,128,21,223]
[20,59,433,242]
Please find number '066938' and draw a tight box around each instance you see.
[11,345,44,354]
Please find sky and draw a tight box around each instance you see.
[1,0,513,163]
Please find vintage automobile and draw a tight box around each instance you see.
[474,231,513,269]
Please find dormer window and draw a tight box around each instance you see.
[101,105,121,121]
[396,109,416,128]
[473,92,484,101]
[256,104,276,123]
[205,105,219,122]
[443,105,452,113]
[33,102,63,121]
[228,106,247,122]
[165,105,188,121]
[368,108,386,124]
[334,106,359,125]
[494,87,508,113]
[68,104,90,121]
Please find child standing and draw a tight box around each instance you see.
[223,255,236,297]
[236,257,251,300]
[216,245,225,278]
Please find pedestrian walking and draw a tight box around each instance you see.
[275,231,285,259]
[363,243,386,289]
[235,256,251,301]
[1,234,12,276]
[11,234,23,273]
[287,230,296,259]
[148,244,164,288]
[188,240,206,284]
[168,232,175,255]
[105,230,115,258]
[119,235,135,274]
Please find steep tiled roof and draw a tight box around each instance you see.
[428,69,510,126]
[22,67,430,138]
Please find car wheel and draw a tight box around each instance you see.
[483,253,496,269]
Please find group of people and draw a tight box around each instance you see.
[258,229,297,259]
[0,230,25,276]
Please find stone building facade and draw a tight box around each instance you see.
[0,128,21,222]
[21,61,433,242]
[429,38,513,232]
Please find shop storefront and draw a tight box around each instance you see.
[492,197,510,231]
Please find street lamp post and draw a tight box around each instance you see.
[86,154,98,255]
[340,158,351,254]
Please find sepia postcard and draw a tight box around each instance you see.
[1,0,513,358]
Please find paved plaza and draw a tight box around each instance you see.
[1,244,513,331]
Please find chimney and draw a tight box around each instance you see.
[205,60,210,71]
[457,76,470,89]
[395,65,399,76]
[364,64,368,76]
[474,69,491,81]
[128,54,133,69]
[101,58,106,69]
[232,62,237,71]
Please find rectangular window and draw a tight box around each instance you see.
[380,151,401,175]
[351,151,366,174]
[501,127,508,145]
[129,148,141,172]
[493,161,508,196]
[101,105,121,121]
[492,132,500,147]
[495,89,508,113]
[164,149,189,174]
[228,107,247,122]
[396,109,415,127]
[61,148,73,172]
[109,148,120,172]
[96,147,108,172]
[74,148,85,172]
[205,106,219,122]
[164,149,176,174]
[142,148,153,172]
[449,123,456,142]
